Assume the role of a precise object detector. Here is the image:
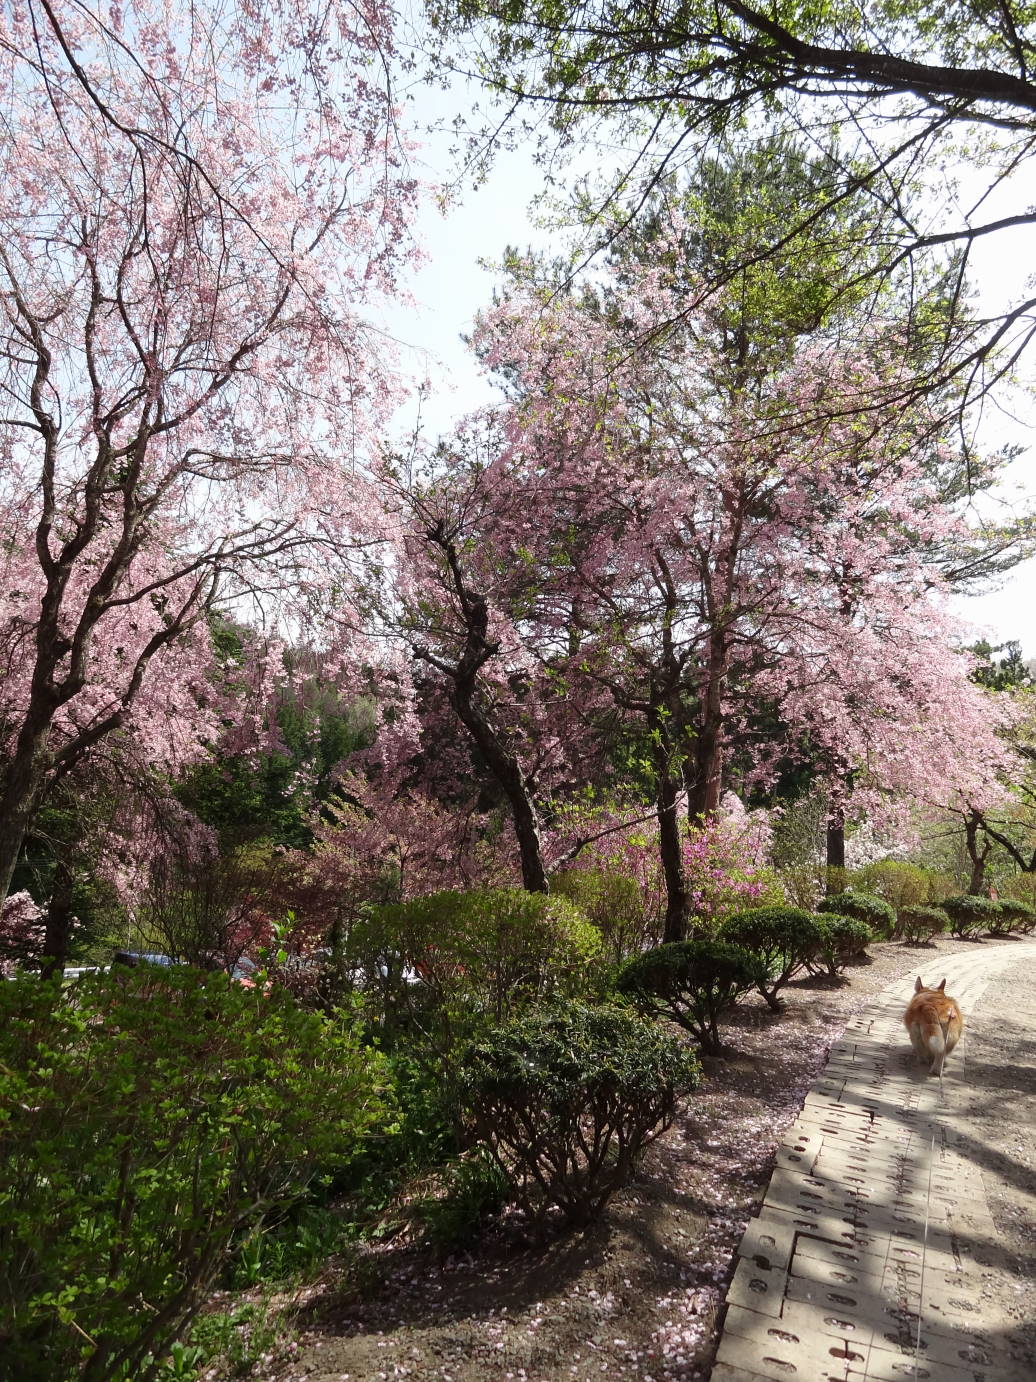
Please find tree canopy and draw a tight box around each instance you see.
[430,0,1036,399]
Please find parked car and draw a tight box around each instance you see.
[111,951,177,969]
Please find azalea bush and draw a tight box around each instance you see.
[940,894,1002,938]
[0,969,388,1382]
[896,906,950,944]
[455,1002,701,1226]
[811,915,874,978]
[818,888,896,940]
[720,906,826,1010]
[616,939,767,1055]
[682,815,784,933]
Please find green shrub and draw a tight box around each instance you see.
[940,895,1002,938]
[1002,874,1036,915]
[411,1149,511,1256]
[854,861,949,912]
[0,969,387,1382]
[350,888,603,1059]
[818,889,896,939]
[719,906,826,1010]
[811,914,874,977]
[178,1301,281,1380]
[616,939,767,1055]
[551,868,656,963]
[455,1002,700,1227]
[989,898,1035,935]
[896,906,950,945]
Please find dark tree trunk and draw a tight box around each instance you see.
[451,687,548,892]
[826,804,846,892]
[686,632,727,820]
[655,744,688,943]
[964,811,991,895]
[0,713,54,905]
[40,857,77,979]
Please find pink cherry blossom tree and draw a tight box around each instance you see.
[0,0,418,901]
[469,250,1012,936]
[373,427,619,892]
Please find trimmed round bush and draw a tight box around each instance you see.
[811,914,874,978]
[455,1002,701,1227]
[817,889,896,940]
[939,895,1002,938]
[896,906,950,945]
[0,968,388,1382]
[719,906,826,1010]
[989,898,1035,936]
[616,939,767,1055]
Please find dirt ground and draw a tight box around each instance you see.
[263,935,1029,1382]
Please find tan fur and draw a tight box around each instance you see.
[903,976,963,1076]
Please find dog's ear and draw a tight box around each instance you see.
[937,978,946,992]
[915,976,924,992]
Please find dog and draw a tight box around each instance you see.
[903,976,963,1076]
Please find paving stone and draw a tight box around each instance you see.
[714,942,1036,1380]
[715,1311,856,1379]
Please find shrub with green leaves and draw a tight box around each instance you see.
[853,861,953,912]
[616,939,767,1055]
[350,888,603,1058]
[0,969,387,1382]
[811,914,874,978]
[940,895,1002,938]
[896,906,950,945]
[720,906,826,1010]
[818,889,896,940]
[455,1002,700,1226]
[989,898,1035,936]
[550,867,655,964]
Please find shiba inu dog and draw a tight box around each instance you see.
[904,977,963,1076]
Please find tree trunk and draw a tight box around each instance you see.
[826,804,846,895]
[826,811,846,872]
[0,713,54,904]
[41,856,76,979]
[449,684,548,894]
[964,811,991,894]
[686,631,727,820]
[657,755,688,943]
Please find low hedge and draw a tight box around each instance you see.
[811,914,874,978]
[455,1002,701,1226]
[939,895,1001,938]
[616,939,767,1055]
[896,906,949,945]
[989,898,1035,936]
[719,906,826,1010]
[817,889,896,940]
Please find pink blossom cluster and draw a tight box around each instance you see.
[0,890,45,975]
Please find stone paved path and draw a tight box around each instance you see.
[712,942,1036,1382]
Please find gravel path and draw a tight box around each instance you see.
[712,942,1036,1381]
